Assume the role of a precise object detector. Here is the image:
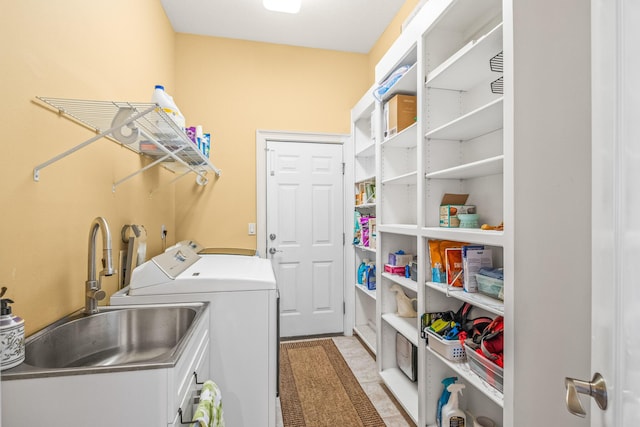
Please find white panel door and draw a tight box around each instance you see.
[266,141,344,337]
[590,0,640,424]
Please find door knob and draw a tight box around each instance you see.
[564,372,608,417]
[269,247,283,255]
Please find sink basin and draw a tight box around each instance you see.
[2,302,208,379]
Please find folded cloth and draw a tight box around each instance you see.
[192,380,224,427]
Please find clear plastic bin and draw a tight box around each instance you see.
[475,273,504,300]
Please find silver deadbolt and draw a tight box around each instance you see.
[565,372,608,417]
[269,234,276,241]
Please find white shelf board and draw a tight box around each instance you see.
[382,313,419,346]
[354,324,377,355]
[425,155,503,180]
[426,346,504,407]
[378,224,419,236]
[355,282,377,300]
[382,272,418,293]
[426,97,504,141]
[379,368,419,423]
[382,122,418,149]
[426,282,504,316]
[354,244,377,254]
[354,202,376,209]
[356,142,376,158]
[381,62,419,102]
[382,170,418,185]
[421,227,504,246]
[426,23,503,91]
[354,175,376,185]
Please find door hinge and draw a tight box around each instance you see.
[342,162,345,175]
[343,302,346,314]
[343,232,345,245]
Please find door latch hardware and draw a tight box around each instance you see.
[564,372,608,417]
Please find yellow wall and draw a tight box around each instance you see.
[1,1,419,335]
[368,0,422,82]
[1,0,177,334]
[173,35,369,248]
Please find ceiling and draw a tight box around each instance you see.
[160,0,407,54]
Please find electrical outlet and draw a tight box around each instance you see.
[248,223,256,235]
[161,224,167,240]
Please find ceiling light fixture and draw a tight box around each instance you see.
[263,0,301,14]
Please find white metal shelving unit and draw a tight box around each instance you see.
[353,0,592,424]
[34,97,221,191]
[350,86,379,355]
[359,0,507,426]
[373,19,422,424]
[421,0,505,425]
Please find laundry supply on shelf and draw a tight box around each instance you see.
[151,84,186,130]
[442,383,467,427]
[437,377,458,427]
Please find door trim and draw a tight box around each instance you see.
[256,129,350,335]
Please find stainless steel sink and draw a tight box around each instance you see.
[2,302,208,380]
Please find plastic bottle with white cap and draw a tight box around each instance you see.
[151,85,186,131]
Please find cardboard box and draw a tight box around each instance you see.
[384,94,417,138]
[368,219,377,249]
[439,193,476,227]
[462,246,493,293]
[384,264,406,275]
[388,252,414,266]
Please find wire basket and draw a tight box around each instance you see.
[490,51,503,72]
[491,77,504,95]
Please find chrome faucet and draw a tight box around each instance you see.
[85,217,115,314]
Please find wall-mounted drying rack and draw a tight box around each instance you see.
[34,97,222,191]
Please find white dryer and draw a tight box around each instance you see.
[111,245,278,427]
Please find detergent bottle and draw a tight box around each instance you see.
[442,383,466,427]
[436,377,458,426]
[151,85,186,130]
[357,259,369,285]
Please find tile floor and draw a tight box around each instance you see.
[276,335,416,427]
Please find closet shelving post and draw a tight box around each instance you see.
[421,0,505,425]
[350,86,378,354]
[359,0,509,425]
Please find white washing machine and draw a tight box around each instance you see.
[111,245,278,427]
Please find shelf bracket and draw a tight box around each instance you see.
[149,169,195,195]
[111,146,188,193]
[33,105,157,182]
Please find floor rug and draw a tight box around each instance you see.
[279,339,386,427]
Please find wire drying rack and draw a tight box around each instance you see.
[34,97,221,191]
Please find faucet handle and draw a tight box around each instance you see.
[94,289,106,301]
[87,288,106,301]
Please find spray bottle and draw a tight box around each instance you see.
[442,383,466,427]
[437,377,458,426]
